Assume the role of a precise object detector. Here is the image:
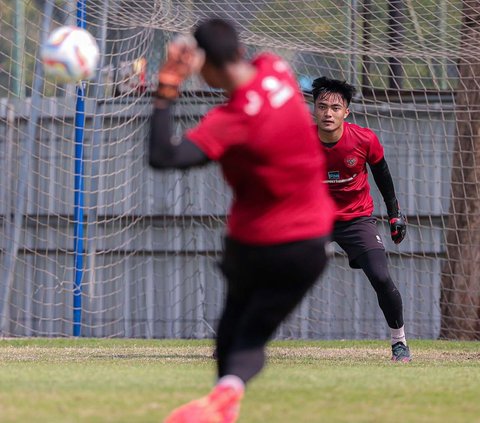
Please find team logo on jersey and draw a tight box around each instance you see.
[344,155,358,168]
[324,172,358,184]
[328,171,340,180]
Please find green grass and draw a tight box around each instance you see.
[0,339,479,422]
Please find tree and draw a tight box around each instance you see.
[440,0,480,340]
[0,0,44,97]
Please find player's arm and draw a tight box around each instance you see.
[369,157,407,244]
[149,99,209,169]
[149,36,209,170]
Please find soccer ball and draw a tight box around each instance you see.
[41,26,99,83]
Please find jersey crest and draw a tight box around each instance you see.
[344,155,358,168]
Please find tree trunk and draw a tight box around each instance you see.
[440,0,480,340]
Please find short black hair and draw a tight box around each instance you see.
[193,18,240,68]
[311,76,356,105]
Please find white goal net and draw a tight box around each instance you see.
[0,0,478,340]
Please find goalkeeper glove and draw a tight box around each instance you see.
[389,211,407,244]
[156,35,205,100]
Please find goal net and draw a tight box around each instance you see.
[0,0,478,340]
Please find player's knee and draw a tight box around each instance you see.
[370,274,396,293]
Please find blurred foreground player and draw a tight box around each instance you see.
[312,76,411,362]
[149,18,335,423]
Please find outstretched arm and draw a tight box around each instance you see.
[149,99,209,169]
[149,36,209,170]
[369,157,407,244]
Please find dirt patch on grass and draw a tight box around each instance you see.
[268,345,480,362]
[0,345,212,362]
[0,344,479,363]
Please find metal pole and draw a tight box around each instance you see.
[387,0,406,90]
[13,0,26,98]
[0,0,54,334]
[72,0,87,336]
[361,0,372,89]
[439,0,448,90]
[85,0,109,337]
[350,0,360,90]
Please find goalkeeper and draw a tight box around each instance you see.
[312,76,411,362]
[150,18,335,423]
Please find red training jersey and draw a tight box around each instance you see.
[317,122,384,221]
[187,53,335,245]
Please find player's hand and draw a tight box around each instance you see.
[389,212,407,244]
[156,35,205,100]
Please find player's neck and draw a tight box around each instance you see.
[223,62,257,95]
[318,124,344,144]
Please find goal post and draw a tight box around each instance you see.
[0,0,478,340]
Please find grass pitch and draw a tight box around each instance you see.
[0,339,479,422]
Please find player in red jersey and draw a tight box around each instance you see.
[150,19,335,422]
[312,76,411,363]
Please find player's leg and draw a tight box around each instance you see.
[164,236,330,423]
[221,236,330,381]
[354,249,411,362]
[214,237,258,377]
[164,237,251,423]
[354,249,404,329]
[334,217,411,362]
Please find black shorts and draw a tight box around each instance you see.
[217,235,330,349]
[333,216,385,269]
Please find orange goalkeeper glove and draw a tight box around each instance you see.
[156,35,205,100]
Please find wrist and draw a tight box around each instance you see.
[153,96,171,109]
[386,198,400,218]
[155,82,179,101]
[156,67,185,101]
